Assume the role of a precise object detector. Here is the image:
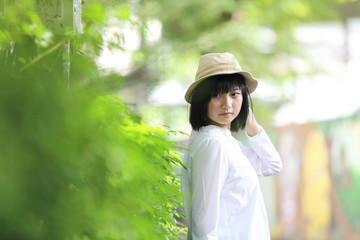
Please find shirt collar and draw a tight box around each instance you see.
[201,124,232,137]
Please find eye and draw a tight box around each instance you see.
[212,93,221,98]
[231,91,241,96]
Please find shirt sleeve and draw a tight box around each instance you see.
[191,138,228,240]
[238,126,283,176]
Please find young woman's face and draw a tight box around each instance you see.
[207,87,243,130]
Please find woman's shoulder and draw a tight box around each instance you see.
[189,125,231,149]
[193,125,229,138]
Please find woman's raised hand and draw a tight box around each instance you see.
[245,108,262,137]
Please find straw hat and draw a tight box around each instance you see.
[184,52,258,103]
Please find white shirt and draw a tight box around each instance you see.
[181,125,282,240]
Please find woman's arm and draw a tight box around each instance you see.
[240,108,283,176]
[191,138,228,239]
[239,128,282,176]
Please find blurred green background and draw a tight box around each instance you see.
[1,0,360,239]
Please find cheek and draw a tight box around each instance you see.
[235,97,243,110]
[207,99,220,117]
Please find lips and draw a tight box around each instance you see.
[220,112,232,116]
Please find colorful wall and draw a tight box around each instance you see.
[274,112,360,240]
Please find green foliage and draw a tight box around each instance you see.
[138,0,343,53]
[0,76,185,239]
[0,0,185,239]
[337,170,360,232]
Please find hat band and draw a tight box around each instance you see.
[196,63,241,80]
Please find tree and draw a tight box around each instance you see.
[0,1,185,239]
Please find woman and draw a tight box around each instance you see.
[181,52,283,240]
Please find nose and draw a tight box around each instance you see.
[221,94,232,110]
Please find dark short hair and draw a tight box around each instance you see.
[189,74,250,132]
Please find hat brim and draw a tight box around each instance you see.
[184,70,258,103]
